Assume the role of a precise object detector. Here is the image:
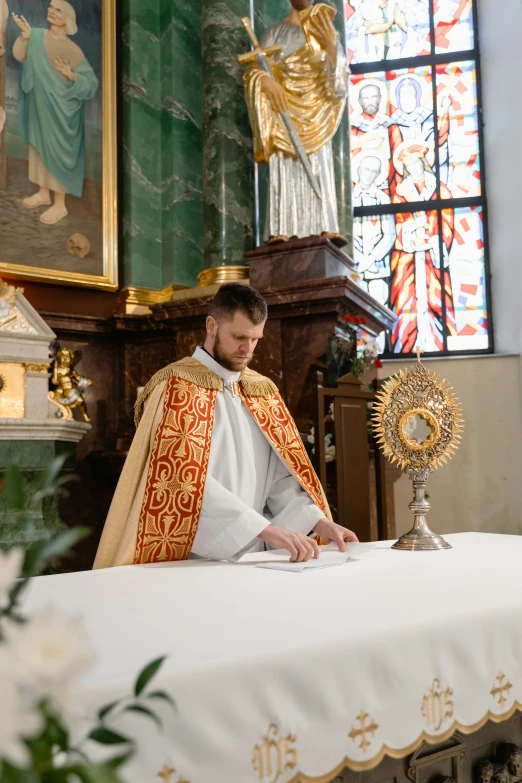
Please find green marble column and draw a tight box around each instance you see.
[122,0,204,290]
[330,0,354,255]
[200,0,254,284]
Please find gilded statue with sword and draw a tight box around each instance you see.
[239,0,349,243]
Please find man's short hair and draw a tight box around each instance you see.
[208,283,267,325]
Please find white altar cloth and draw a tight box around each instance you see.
[21,533,522,783]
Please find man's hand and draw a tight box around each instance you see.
[313,518,358,552]
[258,526,320,562]
[260,75,289,113]
[12,13,31,40]
[54,57,77,82]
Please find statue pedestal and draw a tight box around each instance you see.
[246,236,359,291]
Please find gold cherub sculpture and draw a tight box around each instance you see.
[49,346,92,422]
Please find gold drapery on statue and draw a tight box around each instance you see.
[244,5,345,165]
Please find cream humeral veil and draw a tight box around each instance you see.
[93,358,330,569]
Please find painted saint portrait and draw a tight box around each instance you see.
[0,0,117,289]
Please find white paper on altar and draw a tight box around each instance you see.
[21,534,522,783]
[256,551,352,571]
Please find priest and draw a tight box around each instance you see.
[94,283,357,569]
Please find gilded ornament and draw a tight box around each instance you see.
[0,278,35,334]
[48,347,92,423]
[23,363,51,374]
[372,347,464,551]
[0,362,25,418]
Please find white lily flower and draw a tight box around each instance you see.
[0,668,42,767]
[3,606,96,717]
[0,548,24,609]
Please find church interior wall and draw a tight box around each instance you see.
[380,356,522,537]
[382,0,522,539]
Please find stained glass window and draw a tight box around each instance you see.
[348,0,491,355]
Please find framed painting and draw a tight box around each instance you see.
[0,0,117,290]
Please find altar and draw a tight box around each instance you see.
[21,533,522,783]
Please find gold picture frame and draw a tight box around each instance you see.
[0,0,118,290]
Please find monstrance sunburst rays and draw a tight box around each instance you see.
[372,348,464,551]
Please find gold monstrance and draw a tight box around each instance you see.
[372,348,464,551]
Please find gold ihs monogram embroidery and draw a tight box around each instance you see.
[252,724,298,783]
[421,678,454,731]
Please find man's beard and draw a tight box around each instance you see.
[213,330,251,372]
[362,101,379,115]
[291,0,314,10]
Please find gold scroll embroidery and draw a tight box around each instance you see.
[135,377,216,564]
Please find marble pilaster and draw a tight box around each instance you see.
[330,0,354,254]
[122,0,204,290]
[201,0,254,277]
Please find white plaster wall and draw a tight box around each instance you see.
[478,0,522,353]
[375,0,522,540]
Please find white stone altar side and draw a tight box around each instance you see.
[0,279,90,441]
[21,533,522,783]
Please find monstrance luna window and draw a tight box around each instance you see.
[347,0,491,356]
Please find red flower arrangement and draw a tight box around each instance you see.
[374,358,383,369]
[342,315,367,325]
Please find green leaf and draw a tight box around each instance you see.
[23,528,91,577]
[134,656,166,697]
[0,761,41,783]
[124,704,162,729]
[97,700,120,722]
[45,713,69,751]
[38,527,90,562]
[39,454,68,491]
[103,752,134,771]
[147,690,177,710]
[68,763,124,783]
[88,728,131,746]
[4,465,26,510]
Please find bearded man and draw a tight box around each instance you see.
[94,284,357,568]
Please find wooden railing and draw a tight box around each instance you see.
[313,370,400,542]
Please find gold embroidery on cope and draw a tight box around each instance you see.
[421,678,454,732]
[134,377,216,564]
[490,672,513,706]
[252,724,298,783]
[348,710,379,753]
